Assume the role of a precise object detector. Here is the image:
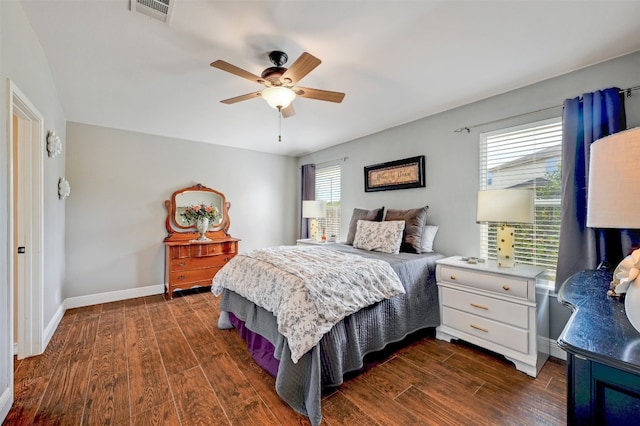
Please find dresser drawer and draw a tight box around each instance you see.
[437,265,528,299]
[169,242,237,259]
[169,267,221,285]
[170,254,233,271]
[442,306,529,354]
[440,287,529,329]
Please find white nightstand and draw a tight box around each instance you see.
[296,239,339,246]
[435,256,549,377]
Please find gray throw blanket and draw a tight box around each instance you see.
[216,244,443,426]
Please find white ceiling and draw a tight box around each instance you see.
[19,0,640,157]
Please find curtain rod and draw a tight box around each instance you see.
[315,156,348,167]
[454,85,640,133]
[299,157,348,169]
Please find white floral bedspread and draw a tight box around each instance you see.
[212,245,405,363]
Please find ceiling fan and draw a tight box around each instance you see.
[210,51,345,118]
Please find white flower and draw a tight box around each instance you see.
[610,248,640,295]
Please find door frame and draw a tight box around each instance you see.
[8,80,45,359]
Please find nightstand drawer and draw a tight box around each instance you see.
[440,287,528,328]
[442,307,529,354]
[437,265,528,299]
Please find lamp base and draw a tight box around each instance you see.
[309,218,319,242]
[497,225,515,268]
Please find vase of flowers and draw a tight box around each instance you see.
[182,203,220,242]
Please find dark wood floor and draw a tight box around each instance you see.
[4,288,566,425]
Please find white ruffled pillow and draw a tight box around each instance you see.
[421,225,439,252]
[353,220,406,254]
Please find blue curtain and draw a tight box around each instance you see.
[300,164,316,239]
[555,87,629,288]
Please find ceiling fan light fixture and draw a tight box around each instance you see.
[261,87,296,110]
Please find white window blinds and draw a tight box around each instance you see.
[479,118,562,275]
[315,164,341,239]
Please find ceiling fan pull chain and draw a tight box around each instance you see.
[278,108,283,142]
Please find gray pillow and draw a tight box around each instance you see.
[384,206,429,253]
[345,207,385,245]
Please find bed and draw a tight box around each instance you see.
[212,207,441,425]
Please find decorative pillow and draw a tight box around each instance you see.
[345,207,385,245]
[421,225,439,252]
[384,206,429,253]
[353,220,405,254]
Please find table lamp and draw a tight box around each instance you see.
[477,189,534,267]
[586,127,640,332]
[302,200,327,242]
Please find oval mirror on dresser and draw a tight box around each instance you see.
[164,184,239,299]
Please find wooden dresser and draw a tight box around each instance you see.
[164,238,238,299]
[164,184,239,299]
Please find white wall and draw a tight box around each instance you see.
[1,0,67,323]
[1,1,67,419]
[298,51,640,340]
[65,122,297,299]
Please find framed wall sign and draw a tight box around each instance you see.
[364,155,425,192]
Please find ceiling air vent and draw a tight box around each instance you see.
[131,0,174,24]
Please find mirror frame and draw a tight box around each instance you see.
[165,183,231,238]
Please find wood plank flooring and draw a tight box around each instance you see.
[5,288,566,425]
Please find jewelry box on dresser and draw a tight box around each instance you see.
[164,184,239,299]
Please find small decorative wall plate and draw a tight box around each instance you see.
[58,177,70,200]
[47,131,62,158]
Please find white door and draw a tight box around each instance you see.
[11,82,45,359]
[1,80,45,422]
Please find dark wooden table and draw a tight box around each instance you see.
[557,269,640,424]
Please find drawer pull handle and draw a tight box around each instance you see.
[177,275,186,281]
[450,275,456,280]
[502,285,510,291]
[470,324,489,333]
[470,303,489,310]
[178,262,186,267]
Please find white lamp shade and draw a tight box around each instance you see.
[477,189,534,224]
[587,127,640,229]
[302,200,327,218]
[261,87,296,110]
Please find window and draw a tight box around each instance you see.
[315,164,341,239]
[479,118,562,278]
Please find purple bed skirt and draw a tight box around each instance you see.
[228,312,280,378]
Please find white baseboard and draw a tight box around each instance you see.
[64,284,165,310]
[43,303,65,350]
[548,337,567,361]
[0,386,12,423]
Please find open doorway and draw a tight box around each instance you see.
[9,81,45,359]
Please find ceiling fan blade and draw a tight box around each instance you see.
[220,91,262,104]
[210,60,264,85]
[281,52,321,85]
[295,87,345,103]
[281,104,296,118]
